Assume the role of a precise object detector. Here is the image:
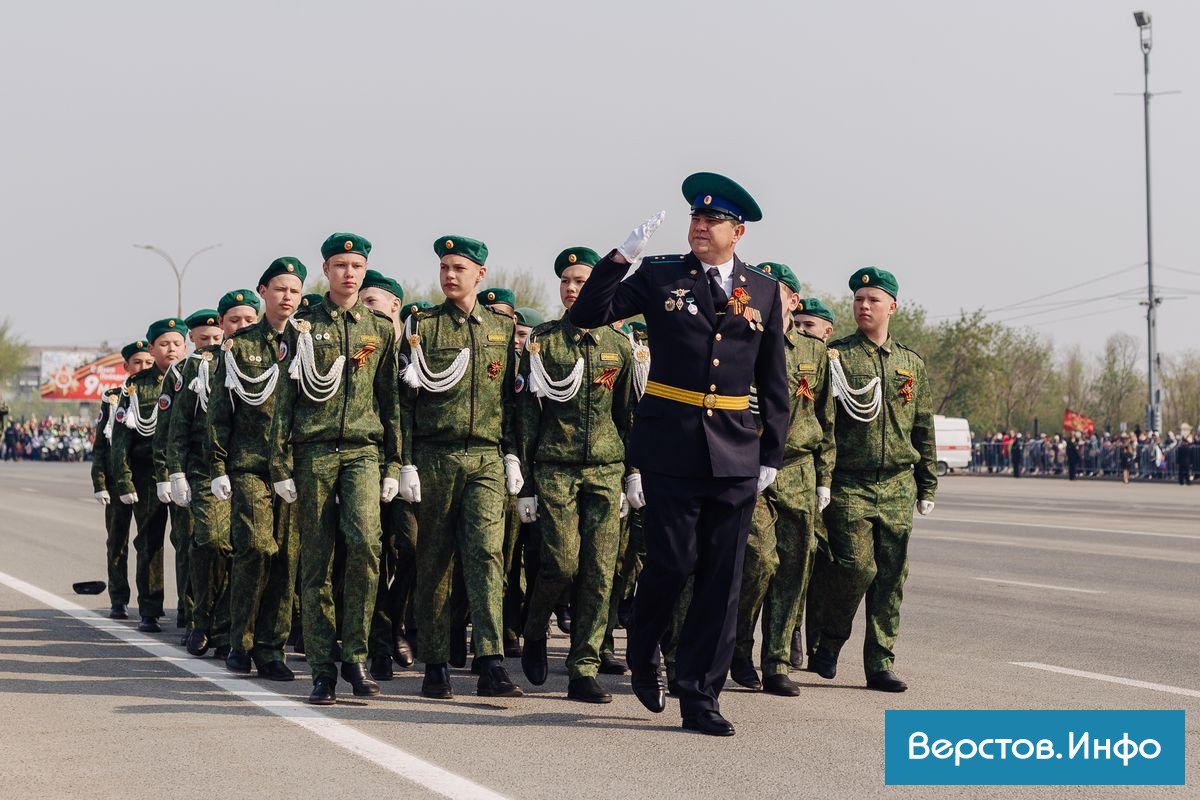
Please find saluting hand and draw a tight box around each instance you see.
[616,210,666,268]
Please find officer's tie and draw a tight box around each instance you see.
[707,267,728,314]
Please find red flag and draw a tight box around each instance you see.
[1063,409,1094,435]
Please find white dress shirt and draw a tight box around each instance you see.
[699,258,735,296]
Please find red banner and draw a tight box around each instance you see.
[1062,408,1094,435]
[39,353,129,401]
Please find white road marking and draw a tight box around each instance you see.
[1012,662,1200,700]
[918,534,1200,565]
[972,577,1104,594]
[0,569,508,800]
[21,486,37,493]
[924,515,1199,541]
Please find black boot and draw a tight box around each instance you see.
[340,662,381,697]
[521,636,548,685]
[554,606,572,634]
[808,647,838,680]
[630,669,666,713]
[185,628,209,657]
[503,634,522,658]
[567,676,612,704]
[309,676,336,705]
[422,663,453,699]
[213,644,231,660]
[866,670,908,692]
[682,710,735,737]
[109,604,128,620]
[449,625,467,668]
[257,661,295,681]
[225,649,252,674]
[730,655,762,690]
[477,657,523,697]
[599,651,628,675]
[789,629,804,670]
[392,634,415,668]
[763,673,802,697]
[137,616,161,633]
[369,655,394,681]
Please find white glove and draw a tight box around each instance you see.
[816,486,831,512]
[503,454,524,496]
[517,496,538,523]
[757,466,778,493]
[917,500,935,516]
[155,481,174,504]
[399,464,421,503]
[619,492,630,519]
[617,210,666,264]
[273,478,298,504]
[211,474,232,501]
[625,474,646,509]
[94,490,110,506]
[169,473,191,508]
[119,492,138,505]
[381,477,399,503]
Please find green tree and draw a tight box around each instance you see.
[1162,350,1200,433]
[0,317,29,397]
[1089,332,1145,432]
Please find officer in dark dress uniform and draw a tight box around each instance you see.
[569,172,789,736]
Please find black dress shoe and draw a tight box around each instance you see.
[340,662,381,696]
[393,635,415,668]
[683,710,735,737]
[667,677,680,698]
[422,663,453,699]
[309,677,336,705]
[477,658,523,697]
[214,644,231,660]
[599,651,628,675]
[521,636,548,685]
[137,616,161,633]
[109,604,128,620]
[369,655,394,681]
[554,606,572,635]
[809,648,838,680]
[225,649,252,674]
[630,669,666,713]
[185,628,209,656]
[258,660,295,681]
[763,673,802,697]
[866,670,908,692]
[730,655,762,690]
[503,636,522,658]
[567,676,612,704]
[449,626,467,668]
[789,629,804,670]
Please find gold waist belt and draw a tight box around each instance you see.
[644,380,750,410]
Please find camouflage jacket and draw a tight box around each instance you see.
[166,346,220,478]
[89,385,122,493]
[398,299,517,461]
[269,297,402,483]
[150,358,190,483]
[783,328,837,486]
[207,319,287,478]
[111,363,166,494]
[828,329,937,500]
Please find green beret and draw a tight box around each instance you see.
[218,289,261,316]
[300,293,324,310]
[849,266,899,299]
[434,235,488,266]
[361,269,405,301]
[400,300,435,322]
[796,297,835,324]
[514,307,545,327]
[628,321,648,334]
[759,262,800,294]
[121,340,150,361]
[554,247,600,277]
[477,287,516,308]
[321,233,371,261]
[682,171,762,223]
[184,309,221,330]
[146,317,186,343]
[257,257,307,289]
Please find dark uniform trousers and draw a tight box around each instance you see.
[188,473,232,647]
[103,476,134,606]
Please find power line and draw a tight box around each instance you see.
[1158,264,1200,277]
[1024,304,1138,328]
[928,262,1143,320]
[987,286,1145,324]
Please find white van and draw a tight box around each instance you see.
[934,415,972,475]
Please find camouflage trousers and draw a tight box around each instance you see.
[188,471,232,648]
[602,505,644,656]
[810,469,916,677]
[804,513,832,658]
[229,471,298,665]
[523,462,623,679]
[368,498,417,659]
[102,476,133,606]
[735,456,817,676]
[129,461,167,618]
[413,445,507,665]
[168,504,193,625]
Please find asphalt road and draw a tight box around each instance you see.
[0,462,1195,799]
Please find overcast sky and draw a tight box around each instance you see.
[1,1,1196,356]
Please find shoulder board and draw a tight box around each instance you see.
[417,306,444,320]
[482,304,514,319]
[198,343,222,353]
[530,320,559,337]
[896,342,925,362]
[796,329,827,346]
[647,254,686,265]
[367,307,392,323]
[231,325,257,339]
[292,306,314,319]
[744,263,779,282]
[827,335,856,349]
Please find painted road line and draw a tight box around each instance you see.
[924,515,1199,541]
[1012,662,1200,700]
[0,569,508,800]
[972,577,1104,595]
[918,534,1200,565]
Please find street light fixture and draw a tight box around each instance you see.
[1132,10,1160,433]
[133,243,222,319]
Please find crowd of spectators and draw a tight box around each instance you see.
[972,429,1196,485]
[1,415,95,462]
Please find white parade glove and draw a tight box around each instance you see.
[617,210,666,264]
[625,473,646,509]
[119,492,138,505]
[380,477,400,503]
[156,481,174,504]
[816,486,831,512]
[273,478,298,504]
[399,464,421,503]
[917,500,935,516]
[169,473,191,507]
[94,490,110,506]
[757,466,778,493]
[211,475,232,502]
[517,496,538,523]
[619,492,630,519]
[503,454,524,496]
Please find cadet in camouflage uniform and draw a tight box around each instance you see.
[807,267,936,692]
[398,235,524,700]
[516,247,635,703]
[112,317,186,632]
[210,268,304,681]
[729,264,835,696]
[270,236,402,705]
[91,341,155,619]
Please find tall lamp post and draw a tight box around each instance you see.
[133,243,222,319]
[1133,11,1161,433]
